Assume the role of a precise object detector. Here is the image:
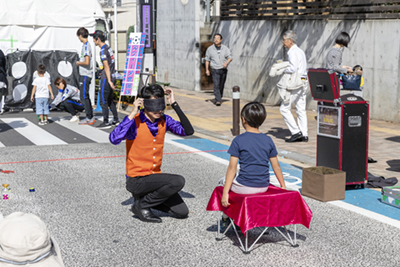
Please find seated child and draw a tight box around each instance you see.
[340,65,364,98]
[221,102,286,208]
[352,64,364,98]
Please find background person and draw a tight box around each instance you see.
[279,30,309,142]
[51,77,84,122]
[76,27,95,125]
[31,64,54,125]
[110,85,194,223]
[205,33,232,106]
[325,32,353,74]
[90,30,119,129]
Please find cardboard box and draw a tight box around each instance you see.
[381,186,400,209]
[302,166,346,202]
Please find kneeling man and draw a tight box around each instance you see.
[110,85,194,223]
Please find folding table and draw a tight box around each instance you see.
[206,185,313,253]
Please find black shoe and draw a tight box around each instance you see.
[368,157,377,163]
[112,120,120,126]
[302,136,309,142]
[215,102,221,106]
[131,201,162,223]
[285,132,303,142]
[96,122,112,129]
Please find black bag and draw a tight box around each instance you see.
[342,74,361,90]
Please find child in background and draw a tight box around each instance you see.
[221,102,286,209]
[352,64,364,98]
[52,77,84,122]
[30,64,54,125]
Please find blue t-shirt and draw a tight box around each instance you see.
[228,132,278,187]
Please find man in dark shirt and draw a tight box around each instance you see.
[90,30,119,129]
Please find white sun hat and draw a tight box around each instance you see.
[0,212,65,267]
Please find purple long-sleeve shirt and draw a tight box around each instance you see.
[109,111,187,145]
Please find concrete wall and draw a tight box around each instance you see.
[156,4,400,122]
[210,19,400,122]
[156,0,203,91]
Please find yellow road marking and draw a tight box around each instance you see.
[167,113,232,131]
[369,125,400,136]
[212,117,234,122]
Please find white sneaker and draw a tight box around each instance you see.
[70,115,79,122]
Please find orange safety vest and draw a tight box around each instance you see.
[126,114,166,177]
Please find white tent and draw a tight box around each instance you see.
[0,0,107,54]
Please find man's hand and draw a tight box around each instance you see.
[223,62,228,68]
[132,97,143,112]
[109,80,115,90]
[206,69,210,76]
[164,87,175,105]
[128,97,143,120]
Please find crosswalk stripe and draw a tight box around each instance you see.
[0,141,5,147]
[1,118,68,146]
[51,116,111,143]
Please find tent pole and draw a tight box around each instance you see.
[114,0,118,71]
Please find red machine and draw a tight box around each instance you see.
[308,69,368,185]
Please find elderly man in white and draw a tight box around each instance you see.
[280,30,309,142]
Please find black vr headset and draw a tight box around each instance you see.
[139,86,166,112]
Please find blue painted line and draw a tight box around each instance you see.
[173,139,231,161]
[173,138,400,222]
[343,189,400,220]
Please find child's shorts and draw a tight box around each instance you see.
[35,98,49,115]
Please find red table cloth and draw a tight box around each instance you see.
[206,185,313,234]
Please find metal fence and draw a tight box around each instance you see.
[220,0,400,20]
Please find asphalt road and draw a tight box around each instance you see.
[0,135,399,267]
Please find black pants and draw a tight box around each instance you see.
[211,68,228,102]
[59,99,84,116]
[126,173,189,218]
[79,76,93,119]
[99,79,118,123]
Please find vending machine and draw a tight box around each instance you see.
[308,69,369,185]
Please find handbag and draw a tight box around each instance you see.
[342,74,361,90]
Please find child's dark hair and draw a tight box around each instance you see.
[335,32,350,47]
[76,27,89,38]
[139,84,164,99]
[37,64,46,75]
[241,102,267,128]
[54,77,67,89]
[353,65,363,71]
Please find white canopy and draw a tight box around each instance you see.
[0,0,106,53]
[0,0,105,28]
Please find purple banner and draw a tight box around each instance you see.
[142,5,151,48]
